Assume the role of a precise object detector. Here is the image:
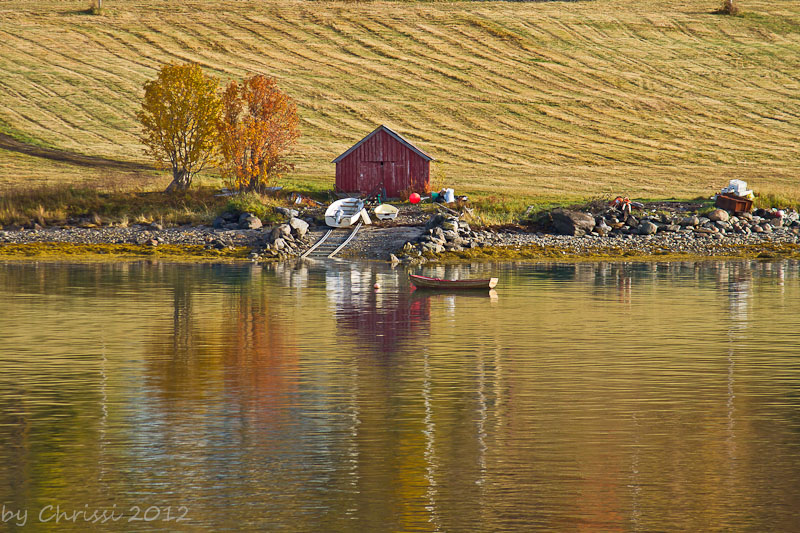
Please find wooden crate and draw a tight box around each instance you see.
[715,193,753,213]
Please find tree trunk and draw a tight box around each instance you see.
[165,168,192,193]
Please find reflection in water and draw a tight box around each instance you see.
[0,260,799,530]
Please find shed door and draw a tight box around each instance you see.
[359,162,395,196]
[381,162,396,197]
[358,163,380,195]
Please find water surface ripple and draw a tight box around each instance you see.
[1,260,799,531]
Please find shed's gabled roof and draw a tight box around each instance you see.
[332,125,434,163]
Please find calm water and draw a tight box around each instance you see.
[1,259,799,531]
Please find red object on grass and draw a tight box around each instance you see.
[409,193,421,204]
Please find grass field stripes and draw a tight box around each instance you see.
[0,0,797,200]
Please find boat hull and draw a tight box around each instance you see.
[325,198,365,228]
[374,204,399,220]
[409,274,498,290]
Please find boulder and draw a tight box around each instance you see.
[289,217,309,237]
[441,219,459,232]
[275,207,299,218]
[594,220,611,236]
[442,230,459,242]
[212,217,225,229]
[550,209,595,236]
[708,209,730,222]
[270,224,292,242]
[680,215,699,227]
[239,215,263,230]
[425,214,445,231]
[637,220,658,235]
[273,237,286,250]
[768,218,783,228]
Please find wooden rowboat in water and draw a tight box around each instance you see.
[409,274,498,290]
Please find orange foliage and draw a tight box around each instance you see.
[219,75,300,192]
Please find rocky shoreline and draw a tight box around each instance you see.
[1,204,799,263]
[392,206,800,264]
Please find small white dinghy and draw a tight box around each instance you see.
[325,198,364,228]
[374,203,399,221]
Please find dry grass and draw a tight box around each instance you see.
[0,184,230,226]
[0,0,798,202]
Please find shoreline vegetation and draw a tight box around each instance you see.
[1,195,799,264]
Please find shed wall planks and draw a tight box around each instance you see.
[335,127,431,198]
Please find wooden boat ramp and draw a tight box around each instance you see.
[301,223,363,259]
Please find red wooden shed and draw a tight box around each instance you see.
[332,125,434,198]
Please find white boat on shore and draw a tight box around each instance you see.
[374,203,399,221]
[325,198,365,228]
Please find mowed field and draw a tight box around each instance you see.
[0,0,798,201]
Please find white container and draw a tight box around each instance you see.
[727,179,748,195]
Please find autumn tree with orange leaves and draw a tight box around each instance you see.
[137,63,222,193]
[219,75,300,192]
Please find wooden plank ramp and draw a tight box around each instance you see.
[301,222,362,259]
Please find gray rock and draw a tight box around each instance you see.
[769,218,783,228]
[270,224,292,242]
[680,215,699,227]
[212,217,225,229]
[223,223,240,230]
[666,224,681,232]
[239,215,262,230]
[708,209,730,222]
[151,222,164,231]
[739,212,754,221]
[715,220,732,230]
[625,216,639,228]
[273,237,286,250]
[442,219,459,232]
[275,207,299,218]
[289,217,309,237]
[425,214,445,231]
[443,230,459,242]
[638,220,658,235]
[551,209,596,236]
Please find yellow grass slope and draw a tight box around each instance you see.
[0,0,798,200]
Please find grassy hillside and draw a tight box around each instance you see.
[0,0,798,202]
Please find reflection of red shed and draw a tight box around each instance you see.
[332,125,434,198]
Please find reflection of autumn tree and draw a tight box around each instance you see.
[221,287,298,423]
[145,271,223,403]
